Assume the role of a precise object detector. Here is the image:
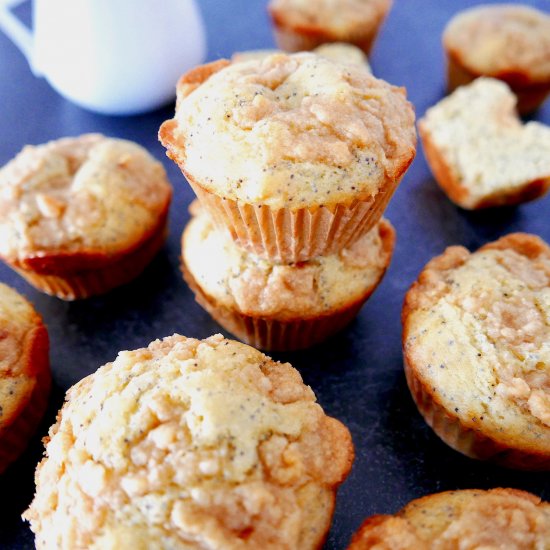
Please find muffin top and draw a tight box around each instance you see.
[183,204,394,319]
[0,134,172,265]
[443,4,550,83]
[349,488,550,549]
[160,52,416,209]
[269,0,392,38]
[24,334,353,550]
[418,78,550,209]
[0,283,48,432]
[402,233,550,455]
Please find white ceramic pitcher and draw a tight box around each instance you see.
[0,0,207,115]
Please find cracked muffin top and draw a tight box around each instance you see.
[402,233,550,457]
[24,334,353,550]
[182,204,394,319]
[443,4,550,83]
[0,282,48,433]
[0,134,172,263]
[349,488,550,549]
[159,52,416,209]
[268,0,392,40]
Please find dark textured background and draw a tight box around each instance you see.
[0,1,549,548]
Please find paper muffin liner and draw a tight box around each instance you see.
[183,260,379,352]
[188,177,398,264]
[9,220,168,301]
[404,356,550,471]
[0,336,50,473]
[446,54,550,115]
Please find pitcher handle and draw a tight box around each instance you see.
[0,0,34,67]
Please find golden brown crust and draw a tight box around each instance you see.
[181,209,394,350]
[160,52,416,210]
[175,59,231,106]
[183,262,371,351]
[0,284,50,472]
[349,488,550,549]
[418,124,470,208]
[0,135,172,262]
[268,0,391,55]
[418,78,550,209]
[182,205,395,320]
[24,334,354,549]
[443,5,550,114]
[7,213,168,300]
[402,233,550,469]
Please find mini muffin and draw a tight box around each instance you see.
[181,203,395,351]
[0,134,172,300]
[402,233,550,470]
[232,43,371,72]
[268,0,392,55]
[24,333,354,549]
[0,282,49,473]
[419,78,550,210]
[443,4,550,114]
[349,488,550,549]
[160,52,415,263]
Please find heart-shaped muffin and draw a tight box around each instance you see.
[419,78,550,210]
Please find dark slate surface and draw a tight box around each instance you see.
[0,1,549,548]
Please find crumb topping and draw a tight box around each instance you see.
[444,5,550,82]
[0,283,42,428]
[403,234,550,450]
[350,489,550,549]
[24,334,353,549]
[0,134,172,261]
[163,52,415,208]
[419,78,550,208]
[182,207,393,319]
[269,0,391,38]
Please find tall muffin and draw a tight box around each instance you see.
[182,203,395,351]
[0,134,172,299]
[402,233,550,470]
[0,283,49,473]
[24,334,354,549]
[160,52,415,263]
[268,0,392,55]
[443,4,550,114]
[349,488,550,548]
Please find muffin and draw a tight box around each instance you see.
[443,4,550,114]
[0,282,50,473]
[0,134,172,299]
[402,233,550,470]
[160,52,415,263]
[232,43,371,72]
[349,488,550,548]
[418,78,550,210]
[267,0,392,55]
[24,333,354,549]
[181,203,395,351]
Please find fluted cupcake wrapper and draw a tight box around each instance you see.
[8,221,168,301]
[0,368,50,473]
[188,176,398,264]
[404,356,550,471]
[183,263,370,352]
